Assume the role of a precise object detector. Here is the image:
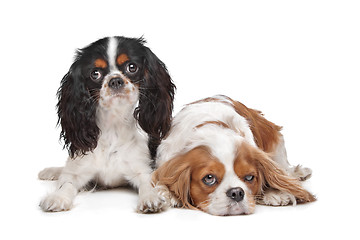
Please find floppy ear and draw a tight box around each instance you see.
[57,63,100,158]
[134,47,176,159]
[254,149,316,203]
[152,156,195,209]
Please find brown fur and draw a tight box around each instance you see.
[154,96,315,214]
[229,98,282,153]
[238,142,316,203]
[94,58,107,69]
[234,145,261,197]
[116,53,129,65]
[189,96,282,153]
[153,147,225,210]
[195,120,230,129]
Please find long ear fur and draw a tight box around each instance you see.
[254,149,316,203]
[57,64,100,158]
[134,47,176,159]
[152,157,195,209]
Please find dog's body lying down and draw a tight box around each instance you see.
[153,95,315,216]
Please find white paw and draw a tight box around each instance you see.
[155,185,182,208]
[40,193,73,212]
[258,190,296,206]
[169,196,182,208]
[38,167,63,181]
[290,165,312,181]
[137,187,169,213]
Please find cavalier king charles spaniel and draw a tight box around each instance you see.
[39,36,175,213]
[153,95,315,216]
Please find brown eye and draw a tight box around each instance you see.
[90,69,103,81]
[202,174,217,186]
[127,63,138,73]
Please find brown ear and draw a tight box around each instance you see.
[152,156,195,209]
[254,148,316,203]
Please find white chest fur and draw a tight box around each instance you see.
[90,105,150,187]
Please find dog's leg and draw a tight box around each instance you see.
[38,167,63,181]
[39,156,96,212]
[257,189,296,206]
[126,160,169,213]
[154,184,182,208]
[272,135,312,181]
[135,173,170,213]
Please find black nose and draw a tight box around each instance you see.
[226,187,245,202]
[109,77,124,89]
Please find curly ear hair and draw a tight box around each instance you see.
[134,47,176,160]
[254,147,316,203]
[152,155,195,209]
[57,62,100,158]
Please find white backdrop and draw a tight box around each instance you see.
[1,0,359,239]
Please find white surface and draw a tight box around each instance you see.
[1,0,359,239]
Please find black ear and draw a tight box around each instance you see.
[134,47,176,160]
[57,63,100,158]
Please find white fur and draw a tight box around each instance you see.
[156,96,309,215]
[107,37,118,71]
[257,189,296,206]
[156,98,257,215]
[39,37,167,213]
[207,171,252,215]
[156,98,256,166]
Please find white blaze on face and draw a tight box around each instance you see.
[98,37,139,111]
[203,131,253,215]
[107,37,119,72]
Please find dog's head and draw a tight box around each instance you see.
[153,133,315,216]
[57,36,175,158]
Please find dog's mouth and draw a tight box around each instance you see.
[99,83,138,107]
[111,91,129,98]
[224,202,252,216]
[110,85,135,97]
[207,198,255,216]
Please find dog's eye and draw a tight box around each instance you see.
[126,63,138,73]
[202,174,217,186]
[90,69,103,81]
[244,175,254,182]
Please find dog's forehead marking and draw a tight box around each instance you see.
[94,58,107,69]
[209,133,239,171]
[107,37,119,71]
[117,53,129,66]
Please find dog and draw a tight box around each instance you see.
[39,36,175,213]
[153,95,315,216]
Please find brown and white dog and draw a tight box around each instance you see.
[153,95,315,216]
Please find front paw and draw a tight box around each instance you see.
[40,193,73,212]
[257,190,296,206]
[155,184,182,208]
[137,187,169,213]
[38,167,63,181]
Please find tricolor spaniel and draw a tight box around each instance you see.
[39,36,175,213]
[153,95,315,216]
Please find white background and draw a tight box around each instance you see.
[1,0,359,239]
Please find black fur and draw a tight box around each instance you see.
[57,36,175,159]
[135,46,176,160]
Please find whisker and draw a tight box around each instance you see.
[87,89,101,103]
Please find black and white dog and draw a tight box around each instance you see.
[39,36,175,213]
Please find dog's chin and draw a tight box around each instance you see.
[225,205,252,216]
[206,201,254,216]
[113,92,135,100]
[100,91,139,109]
